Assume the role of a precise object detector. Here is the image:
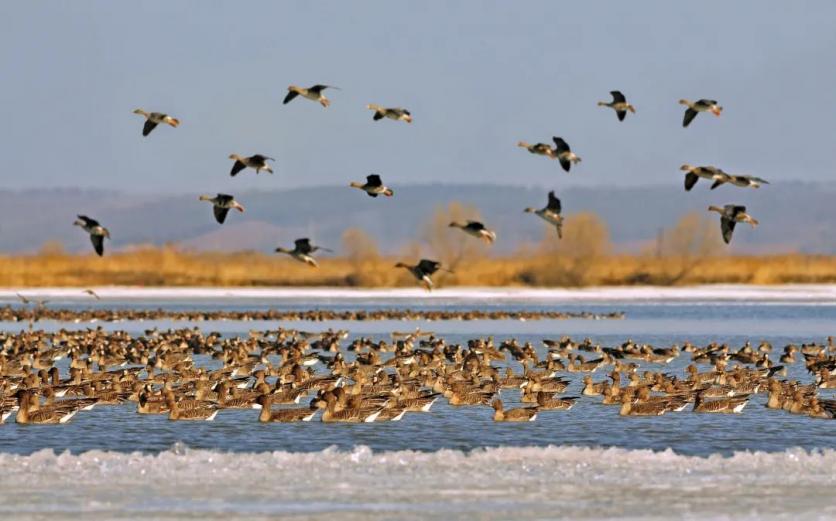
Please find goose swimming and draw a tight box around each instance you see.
[283,84,339,107]
[449,221,496,244]
[394,259,448,291]
[679,99,722,127]
[199,194,245,224]
[366,104,412,123]
[708,205,759,244]
[132,109,180,136]
[275,238,332,267]
[597,91,636,121]
[491,399,538,422]
[525,190,563,238]
[73,215,110,256]
[229,154,274,176]
[349,174,394,197]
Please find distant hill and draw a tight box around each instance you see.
[1,182,833,254]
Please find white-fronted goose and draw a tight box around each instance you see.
[366,104,412,123]
[283,84,339,107]
[275,238,331,267]
[449,220,496,244]
[15,390,77,424]
[679,99,722,127]
[165,395,219,421]
[199,194,245,224]
[552,137,581,172]
[350,174,394,197]
[229,154,274,176]
[597,91,635,121]
[524,190,563,238]
[394,259,448,291]
[518,141,557,159]
[132,109,180,136]
[73,215,110,256]
[680,164,727,191]
[491,399,538,422]
[693,390,749,413]
[256,395,318,422]
[708,205,759,244]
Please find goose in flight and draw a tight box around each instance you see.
[199,194,245,224]
[350,174,394,197]
[518,140,557,159]
[597,91,636,121]
[708,205,759,244]
[366,104,412,123]
[449,220,497,244]
[275,238,332,267]
[228,154,274,176]
[679,99,722,127]
[283,84,339,107]
[84,289,101,300]
[551,137,582,172]
[525,190,564,238]
[394,259,449,291]
[132,109,180,136]
[73,215,110,256]
[726,174,770,189]
[680,164,727,191]
[16,293,49,308]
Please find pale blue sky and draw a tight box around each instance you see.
[1,1,834,194]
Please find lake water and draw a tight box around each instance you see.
[1,286,834,520]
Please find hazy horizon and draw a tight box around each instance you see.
[2,1,835,195]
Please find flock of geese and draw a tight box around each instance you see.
[1,326,834,424]
[66,86,768,289]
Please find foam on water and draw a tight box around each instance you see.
[1,445,834,520]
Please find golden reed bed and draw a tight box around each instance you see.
[1,247,835,287]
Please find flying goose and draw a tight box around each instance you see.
[275,238,332,267]
[73,215,110,256]
[679,99,722,127]
[394,259,449,291]
[229,154,274,176]
[524,190,563,238]
[491,399,538,422]
[283,84,339,107]
[680,164,727,191]
[708,205,759,244]
[199,194,245,224]
[16,293,49,307]
[518,141,557,159]
[552,137,582,172]
[448,220,497,244]
[366,104,412,123]
[349,174,394,197]
[726,174,770,189]
[83,289,100,300]
[597,91,635,121]
[132,109,180,136]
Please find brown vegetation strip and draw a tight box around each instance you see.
[0,307,624,323]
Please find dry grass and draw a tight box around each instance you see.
[1,246,835,287]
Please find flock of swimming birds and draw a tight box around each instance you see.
[1,325,834,424]
[68,87,767,289]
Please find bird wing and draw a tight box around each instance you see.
[366,174,383,187]
[213,206,230,224]
[309,84,330,93]
[684,172,699,191]
[230,160,246,177]
[732,205,747,216]
[611,90,626,103]
[559,157,571,172]
[721,217,736,244]
[616,110,626,121]
[710,178,725,190]
[283,90,299,104]
[142,120,158,136]
[78,215,99,227]
[547,191,561,213]
[417,259,442,275]
[552,137,570,154]
[295,238,313,254]
[683,108,698,127]
[373,111,384,121]
[216,194,234,203]
[90,234,105,256]
[466,221,486,231]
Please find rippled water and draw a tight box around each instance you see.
[1,287,834,520]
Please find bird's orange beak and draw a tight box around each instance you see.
[711,108,722,116]
[236,204,245,213]
[169,118,180,127]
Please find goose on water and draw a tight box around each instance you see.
[350,174,394,197]
[597,91,635,121]
[199,194,245,224]
[708,204,759,244]
[449,220,496,244]
[394,259,449,291]
[275,238,332,267]
[229,154,274,176]
[132,109,180,136]
[73,215,110,256]
[366,104,412,123]
[679,99,722,127]
[283,84,339,107]
[525,190,564,238]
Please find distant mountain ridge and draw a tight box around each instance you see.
[0,182,833,254]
